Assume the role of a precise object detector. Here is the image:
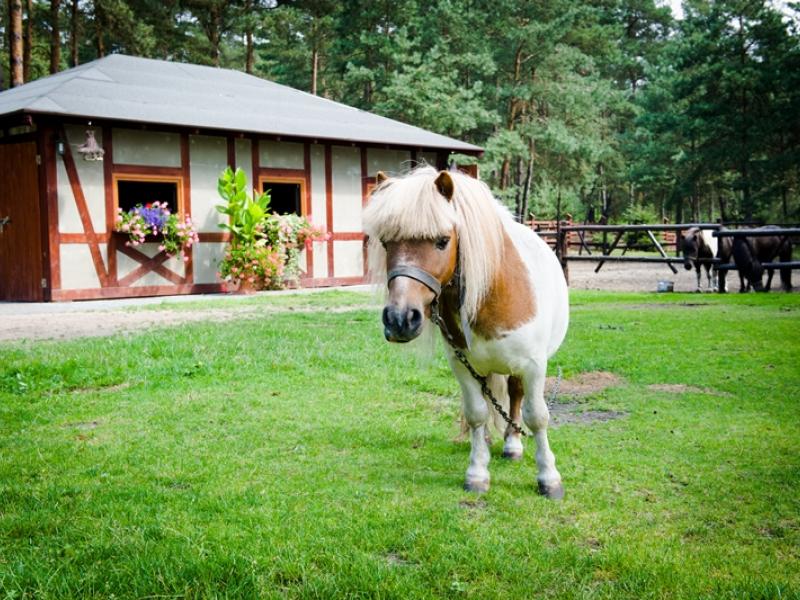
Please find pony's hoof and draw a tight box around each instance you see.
[464,479,490,494]
[537,480,565,500]
[501,449,523,461]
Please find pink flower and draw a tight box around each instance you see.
[158,245,166,252]
[183,256,189,263]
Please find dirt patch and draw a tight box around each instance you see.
[544,371,626,427]
[62,420,101,430]
[0,304,373,343]
[647,383,725,396]
[546,371,622,397]
[458,498,487,512]
[73,382,131,394]
[568,261,710,293]
[550,403,626,427]
[384,552,413,567]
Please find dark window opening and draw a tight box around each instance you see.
[263,181,301,216]
[117,180,179,213]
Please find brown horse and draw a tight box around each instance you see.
[732,226,793,292]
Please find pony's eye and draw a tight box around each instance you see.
[435,236,450,250]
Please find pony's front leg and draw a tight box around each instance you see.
[707,266,716,292]
[694,266,702,292]
[521,359,564,500]
[449,358,492,493]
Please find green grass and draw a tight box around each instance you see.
[1,290,799,599]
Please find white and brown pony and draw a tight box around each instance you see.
[363,167,569,499]
[681,227,726,292]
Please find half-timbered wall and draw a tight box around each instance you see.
[47,120,451,300]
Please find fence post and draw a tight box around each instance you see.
[557,228,570,284]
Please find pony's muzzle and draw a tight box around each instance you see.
[382,305,423,343]
[684,261,693,271]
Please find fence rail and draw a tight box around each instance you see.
[531,222,800,291]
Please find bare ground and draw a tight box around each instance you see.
[0,260,762,343]
[567,260,717,293]
[0,302,373,343]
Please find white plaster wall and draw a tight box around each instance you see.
[309,144,328,279]
[366,148,411,177]
[56,158,83,233]
[113,129,181,167]
[190,135,228,232]
[260,141,304,169]
[235,139,253,191]
[312,241,327,279]
[194,242,226,284]
[132,270,173,287]
[60,245,100,289]
[419,151,439,168]
[309,144,326,226]
[64,125,106,233]
[333,241,364,278]
[331,145,362,232]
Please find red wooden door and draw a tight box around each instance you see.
[0,141,44,301]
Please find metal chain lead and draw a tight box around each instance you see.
[430,303,528,437]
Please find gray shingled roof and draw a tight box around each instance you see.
[0,54,482,153]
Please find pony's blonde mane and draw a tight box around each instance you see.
[363,166,506,321]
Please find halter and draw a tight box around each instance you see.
[387,264,472,349]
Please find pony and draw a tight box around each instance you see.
[732,226,793,292]
[363,167,569,499]
[681,227,735,292]
[681,227,720,292]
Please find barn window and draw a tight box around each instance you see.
[260,176,307,216]
[114,175,183,214]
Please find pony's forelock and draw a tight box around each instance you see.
[363,166,506,321]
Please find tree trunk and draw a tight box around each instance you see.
[22,0,31,81]
[9,0,24,86]
[245,29,253,73]
[94,0,105,58]
[311,46,318,95]
[69,0,78,66]
[243,0,253,73]
[520,143,534,223]
[50,0,61,73]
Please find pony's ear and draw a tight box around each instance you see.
[434,171,455,201]
[376,171,389,185]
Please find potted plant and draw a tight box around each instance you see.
[114,201,199,262]
[215,167,327,291]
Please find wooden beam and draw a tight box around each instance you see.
[325,144,334,278]
[60,126,109,287]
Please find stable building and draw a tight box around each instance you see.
[0,54,481,301]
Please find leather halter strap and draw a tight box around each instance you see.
[387,264,472,349]
[387,266,442,298]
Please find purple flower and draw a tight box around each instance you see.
[136,205,168,230]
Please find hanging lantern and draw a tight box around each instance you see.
[78,129,105,161]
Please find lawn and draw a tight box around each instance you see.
[1,290,798,599]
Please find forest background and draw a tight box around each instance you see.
[1,0,799,225]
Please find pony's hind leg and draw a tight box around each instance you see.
[450,358,492,493]
[502,376,524,460]
[521,359,564,500]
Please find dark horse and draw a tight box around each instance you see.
[732,226,793,292]
[681,227,734,292]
